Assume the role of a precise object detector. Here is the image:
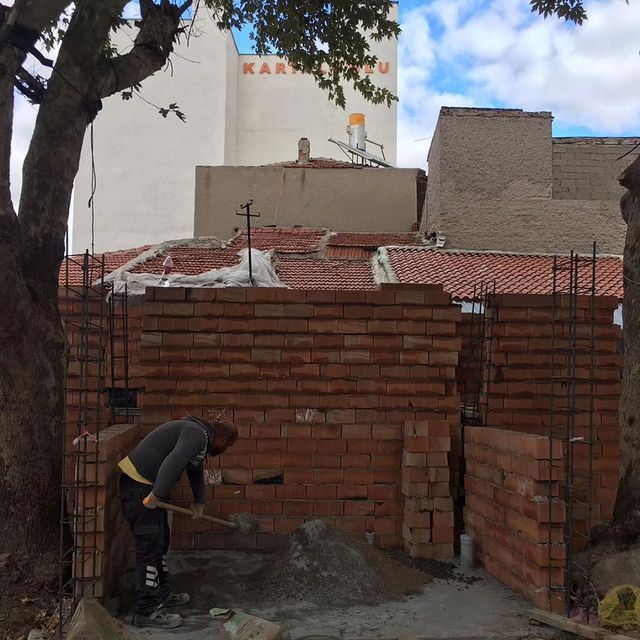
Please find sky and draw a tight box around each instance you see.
[9,0,640,204]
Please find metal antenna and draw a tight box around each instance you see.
[236,199,261,285]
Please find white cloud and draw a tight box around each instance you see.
[10,1,640,190]
[397,0,640,169]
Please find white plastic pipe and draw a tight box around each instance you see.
[460,533,475,569]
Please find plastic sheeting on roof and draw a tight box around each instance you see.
[104,249,286,298]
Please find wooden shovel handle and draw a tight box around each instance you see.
[154,500,239,531]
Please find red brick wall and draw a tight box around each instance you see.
[59,288,109,448]
[464,427,566,611]
[486,294,621,531]
[138,285,460,555]
[71,423,137,598]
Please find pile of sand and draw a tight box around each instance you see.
[249,520,428,607]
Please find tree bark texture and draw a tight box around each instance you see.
[615,156,640,528]
[0,0,186,554]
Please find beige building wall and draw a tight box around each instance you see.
[234,3,398,167]
[194,166,420,239]
[423,107,632,255]
[73,9,397,254]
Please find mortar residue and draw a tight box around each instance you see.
[248,520,428,607]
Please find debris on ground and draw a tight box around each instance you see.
[599,585,640,629]
[66,597,132,640]
[590,547,640,598]
[384,547,482,585]
[248,520,428,607]
[211,608,282,640]
[0,552,60,640]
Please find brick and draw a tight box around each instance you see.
[314,469,344,484]
[283,453,312,467]
[404,437,430,453]
[276,485,307,500]
[283,501,314,517]
[312,454,341,468]
[404,509,431,528]
[314,501,344,517]
[372,424,400,440]
[347,440,377,454]
[344,469,374,485]
[318,439,347,454]
[342,425,372,439]
[341,454,371,468]
[403,451,427,467]
[284,469,313,484]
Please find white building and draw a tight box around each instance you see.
[73,9,398,253]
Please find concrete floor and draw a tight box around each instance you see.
[116,551,542,640]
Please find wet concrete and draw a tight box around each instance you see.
[116,551,542,640]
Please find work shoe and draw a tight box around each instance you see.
[133,607,183,629]
[163,592,191,607]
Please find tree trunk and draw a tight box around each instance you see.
[0,0,188,556]
[0,259,64,555]
[614,156,640,533]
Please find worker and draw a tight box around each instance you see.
[118,416,238,629]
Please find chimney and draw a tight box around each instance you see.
[298,137,310,163]
[347,113,366,151]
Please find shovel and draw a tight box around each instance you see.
[143,497,259,534]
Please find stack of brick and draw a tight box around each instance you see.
[464,427,566,611]
[402,420,454,558]
[70,423,138,598]
[138,284,460,555]
[487,293,621,532]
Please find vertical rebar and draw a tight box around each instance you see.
[564,252,579,616]
[58,251,106,633]
[123,284,130,422]
[91,257,105,595]
[548,256,558,611]
[58,244,70,638]
[585,242,597,618]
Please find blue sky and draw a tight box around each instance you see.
[395,0,640,165]
[223,0,640,166]
[11,0,640,190]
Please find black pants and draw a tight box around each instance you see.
[120,474,171,615]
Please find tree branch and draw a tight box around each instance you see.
[17,0,129,296]
[0,0,69,241]
[14,66,46,103]
[95,0,191,98]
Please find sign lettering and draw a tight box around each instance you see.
[242,60,392,76]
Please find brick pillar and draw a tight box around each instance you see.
[401,420,454,559]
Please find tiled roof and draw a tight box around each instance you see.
[130,228,329,276]
[329,232,422,248]
[384,248,623,301]
[130,246,240,275]
[59,246,150,286]
[234,227,328,253]
[58,228,624,302]
[265,158,360,169]
[327,246,374,260]
[277,257,376,290]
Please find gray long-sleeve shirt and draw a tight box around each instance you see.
[126,417,213,502]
